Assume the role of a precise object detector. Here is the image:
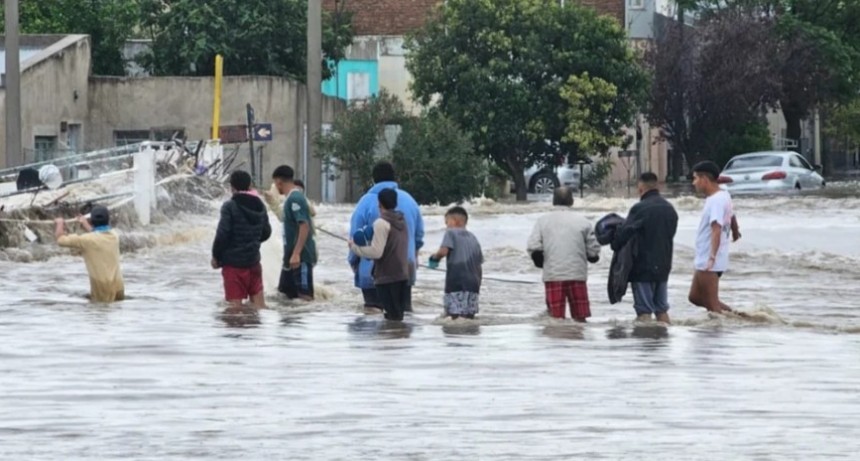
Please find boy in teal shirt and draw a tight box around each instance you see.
[272,165,317,300]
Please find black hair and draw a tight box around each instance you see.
[293,179,305,188]
[445,206,469,223]
[229,170,252,191]
[372,161,396,183]
[692,161,721,182]
[639,172,659,184]
[378,188,398,210]
[272,165,295,181]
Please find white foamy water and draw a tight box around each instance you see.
[1,191,859,459]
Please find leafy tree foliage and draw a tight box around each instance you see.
[391,111,483,205]
[0,0,139,75]
[406,0,648,200]
[138,0,353,80]
[315,91,407,200]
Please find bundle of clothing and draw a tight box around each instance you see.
[595,213,635,304]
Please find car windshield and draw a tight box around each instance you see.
[725,155,783,170]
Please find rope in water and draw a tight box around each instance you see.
[315,225,539,285]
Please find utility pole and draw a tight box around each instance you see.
[4,0,23,167]
[306,0,323,201]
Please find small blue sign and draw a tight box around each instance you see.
[253,123,273,142]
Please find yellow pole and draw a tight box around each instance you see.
[211,54,224,139]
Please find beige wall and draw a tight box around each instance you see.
[87,76,345,201]
[0,35,91,168]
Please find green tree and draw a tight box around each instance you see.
[0,0,140,75]
[315,91,407,201]
[561,72,629,156]
[392,111,483,205]
[138,0,353,80]
[406,0,648,201]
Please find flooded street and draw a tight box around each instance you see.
[1,192,859,459]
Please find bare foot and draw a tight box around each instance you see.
[656,313,671,324]
[635,314,653,323]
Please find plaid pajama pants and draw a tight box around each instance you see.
[544,281,591,320]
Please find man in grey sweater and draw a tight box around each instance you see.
[348,188,411,321]
[527,187,601,321]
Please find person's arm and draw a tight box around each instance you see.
[526,220,543,254]
[55,218,67,241]
[707,221,721,270]
[350,219,389,260]
[77,215,93,233]
[431,246,450,261]
[287,196,313,269]
[261,212,272,243]
[585,226,601,262]
[347,200,366,269]
[211,203,232,268]
[731,214,741,242]
[291,222,310,268]
[414,207,425,252]
[611,206,642,252]
[55,218,85,249]
[432,230,454,261]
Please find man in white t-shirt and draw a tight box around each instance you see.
[688,161,742,314]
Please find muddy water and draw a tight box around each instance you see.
[1,192,859,460]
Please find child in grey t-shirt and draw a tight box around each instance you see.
[428,206,484,319]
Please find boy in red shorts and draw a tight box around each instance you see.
[211,170,272,308]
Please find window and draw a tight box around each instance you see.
[725,155,783,170]
[34,136,57,162]
[114,128,185,146]
[347,72,371,101]
[151,128,185,142]
[795,155,813,170]
[629,0,645,9]
[114,130,150,146]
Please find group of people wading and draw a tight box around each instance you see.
[53,159,742,324]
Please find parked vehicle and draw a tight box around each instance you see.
[719,151,825,194]
[513,157,594,194]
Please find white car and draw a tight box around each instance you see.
[514,160,594,194]
[719,151,825,194]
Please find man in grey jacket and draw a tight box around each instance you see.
[527,187,601,322]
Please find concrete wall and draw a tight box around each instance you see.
[86,76,346,201]
[0,35,91,168]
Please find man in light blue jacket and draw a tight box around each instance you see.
[349,161,424,312]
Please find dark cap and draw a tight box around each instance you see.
[89,205,110,226]
[692,161,721,181]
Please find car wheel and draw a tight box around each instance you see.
[530,173,559,194]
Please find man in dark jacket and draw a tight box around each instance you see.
[611,172,679,323]
[212,170,272,308]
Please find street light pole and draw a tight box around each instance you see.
[306,0,323,201]
[5,0,23,167]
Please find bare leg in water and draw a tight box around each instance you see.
[688,271,726,313]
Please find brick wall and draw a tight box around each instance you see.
[323,0,625,37]
[577,0,625,25]
[322,0,441,36]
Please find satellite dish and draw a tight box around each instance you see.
[38,165,63,190]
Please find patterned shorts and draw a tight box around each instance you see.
[444,291,480,316]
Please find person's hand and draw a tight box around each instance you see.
[289,253,301,270]
[427,257,440,270]
[211,258,220,269]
